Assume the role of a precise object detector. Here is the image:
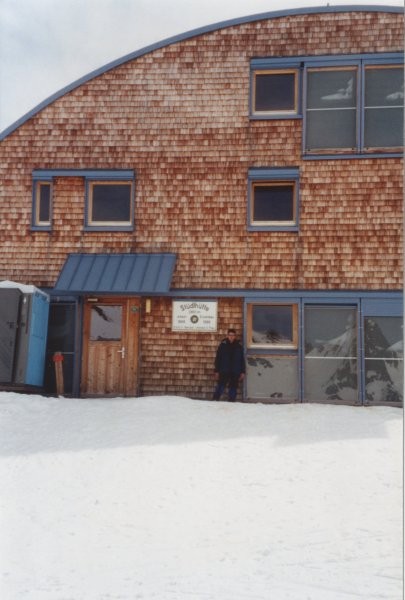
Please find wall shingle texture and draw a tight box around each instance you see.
[0,10,403,291]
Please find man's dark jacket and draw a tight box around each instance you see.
[214,338,245,376]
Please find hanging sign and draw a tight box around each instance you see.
[172,300,218,332]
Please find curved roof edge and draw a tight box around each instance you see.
[1,4,403,141]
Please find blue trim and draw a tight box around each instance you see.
[32,169,135,179]
[250,114,302,121]
[169,289,403,299]
[251,52,404,68]
[1,6,402,140]
[303,152,403,160]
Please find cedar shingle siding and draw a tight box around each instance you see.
[0,7,403,403]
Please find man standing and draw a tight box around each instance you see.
[213,328,245,401]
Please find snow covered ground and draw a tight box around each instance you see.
[0,393,402,600]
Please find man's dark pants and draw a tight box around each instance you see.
[213,373,239,401]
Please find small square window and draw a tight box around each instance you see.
[248,168,299,231]
[32,180,52,229]
[251,182,296,226]
[247,303,298,349]
[252,70,298,116]
[86,181,133,230]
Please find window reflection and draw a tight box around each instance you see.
[304,307,358,402]
[90,305,122,341]
[365,316,403,403]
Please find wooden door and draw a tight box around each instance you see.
[81,297,140,397]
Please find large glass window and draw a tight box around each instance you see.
[304,306,358,402]
[305,62,403,153]
[306,68,357,151]
[364,66,404,149]
[247,355,299,401]
[364,316,403,403]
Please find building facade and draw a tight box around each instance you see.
[0,6,403,404]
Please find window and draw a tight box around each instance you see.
[248,168,299,231]
[364,66,404,149]
[304,61,403,153]
[364,316,403,403]
[86,180,133,230]
[304,306,358,403]
[251,54,403,155]
[32,180,52,229]
[252,69,298,116]
[247,303,298,349]
[306,67,357,151]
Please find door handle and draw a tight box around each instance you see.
[117,346,126,359]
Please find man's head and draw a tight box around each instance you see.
[227,328,237,342]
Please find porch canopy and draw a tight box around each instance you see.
[54,253,176,294]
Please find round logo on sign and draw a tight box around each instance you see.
[190,315,199,324]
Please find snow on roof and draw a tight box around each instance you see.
[0,280,49,298]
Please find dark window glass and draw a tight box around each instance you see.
[47,304,75,352]
[90,183,131,223]
[253,184,294,223]
[254,71,296,113]
[44,302,76,395]
[38,183,51,223]
[364,67,404,148]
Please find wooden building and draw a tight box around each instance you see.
[0,5,403,404]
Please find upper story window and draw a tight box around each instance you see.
[252,69,299,116]
[306,67,357,151]
[305,63,404,153]
[32,179,52,230]
[364,66,404,149]
[85,181,134,230]
[248,168,299,231]
[31,169,135,232]
[250,54,404,157]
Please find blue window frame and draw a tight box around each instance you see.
[247,168,299,231]
[32,178,52,230]
[304,58,404,154]
[32,169,135,232]
[250,53,403,157]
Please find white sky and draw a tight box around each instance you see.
[0,0,403,132]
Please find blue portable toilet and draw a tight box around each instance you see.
[0,281,50,387]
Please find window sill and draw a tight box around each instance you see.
[248,225,299,232]
[250,114,302,121]
[31,225,52,232]
[83,225,134,232]
[303,151,403,160]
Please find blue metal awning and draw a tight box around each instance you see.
[54,253,176,294]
